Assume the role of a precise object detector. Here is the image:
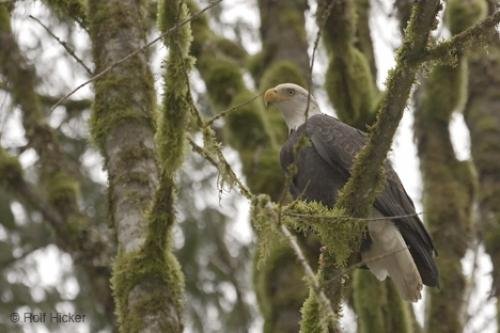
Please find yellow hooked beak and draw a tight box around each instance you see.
[264,88,287,107]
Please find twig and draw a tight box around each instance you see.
[204,92,264,127]
[422,10,500,62]
[187,135,252,199]
[29,15,93,75]
[49,0,223,111]
[187,135,219,168]
[304,0,336,121]
[285,211,422,222]
[280,224,338,325]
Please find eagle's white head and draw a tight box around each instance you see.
[264,83,321,131]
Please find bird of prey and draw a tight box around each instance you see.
[264,83,438,302]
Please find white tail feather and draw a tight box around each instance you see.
[362,215,423,302]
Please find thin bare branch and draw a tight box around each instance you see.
[280,224,338,325]
[49,0,223,111]
[285,211,423,222]
[29,14,92,75]
[204,92,264,127]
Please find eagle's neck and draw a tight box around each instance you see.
[283,103,321,131]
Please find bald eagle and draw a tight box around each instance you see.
[264,83,438,302]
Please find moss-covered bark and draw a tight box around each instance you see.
[318,0,379,130]
[317,1,414,331]
[252,0,309,82]
[414,64,474,333]
[88,0,188,331]
[354,0,377,80]
[463,2,500,328]
[254,1,322,331]
[113,0,191,331]
[188,0,283,196]
[188,1,321,330]
[352,271,412,333]
[0,3,114,321]
[299,0,443,331]
[188,2,313,328]
[413,2,484,331]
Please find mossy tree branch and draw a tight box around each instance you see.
[463,7,500,330]
[316,1,413,331]
[111,0,193,331]
[318,0,380,130]
[299,1,443,332]
[0,3,114,320]
[413,2,483,331]
[334,0,442,217]
[186,0,287,204]
[252,1,319,332]
[422,9,500,62]
[87,0,172,331]
[185,93,341,333]
[354,0,377,80]
[252,0,309,82]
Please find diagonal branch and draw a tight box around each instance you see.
[335,0,442,217]
[422,10,500,62]
[28,14,92,75]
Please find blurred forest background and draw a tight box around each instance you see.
[0,0,499,332]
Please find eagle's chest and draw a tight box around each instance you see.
[280,135,346,207]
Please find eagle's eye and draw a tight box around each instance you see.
[287,88,295,96]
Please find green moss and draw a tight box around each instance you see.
[144,178,175,252]
[446,0,487,35]
[116,144,156,170]
[213,37,247,62]
[299,291,329,333]
[88,0,156,150]
[202,58,246,108]
[286,201,365,267]
[90,64,156,151]
[418,62,466,123]
[46,171,79,208]
[185,1,212,58]
[325,47,378,129]
[243,148,284,199]
[112,248,184,332]
[247,51,266,82]
[354,0,377,78]
[335,145,386,217]
[384,280,412,332]
[260,60,306,92]
[353,271,386,333]
[319,0,356,52]
[251,195,309,333]
[0,149,22,189]
[282,6,307,42]
[225,90,272,151]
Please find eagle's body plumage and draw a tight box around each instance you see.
[265,83,438,302]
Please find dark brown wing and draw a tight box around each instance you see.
[305,114,438,286]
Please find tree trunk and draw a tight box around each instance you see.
[464,17,500,330]
[88,0,185,331]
